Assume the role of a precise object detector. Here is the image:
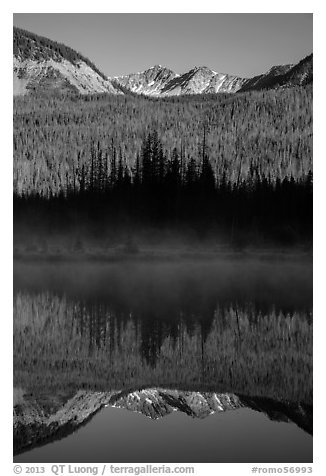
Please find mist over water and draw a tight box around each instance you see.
[13,258,312,462]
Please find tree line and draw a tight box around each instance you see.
[14,130,313,246]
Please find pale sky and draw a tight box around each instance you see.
[13,13,313,78]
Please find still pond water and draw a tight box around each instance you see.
[13,258,312,462]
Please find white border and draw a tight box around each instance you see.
[2,4,323,475]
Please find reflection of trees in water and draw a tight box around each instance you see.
[73,295,247,366]
[72,286,221,366]
[13,292,312,402]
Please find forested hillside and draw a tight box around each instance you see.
[13,86,312,196]
[239,54,313,92]
[14,27,106,79]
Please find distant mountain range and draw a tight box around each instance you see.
[13,27,313,97]
[14,387,312,455]
[113,64,247,95]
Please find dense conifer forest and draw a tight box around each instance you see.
[14,86,312,194]
[13,86,312,248]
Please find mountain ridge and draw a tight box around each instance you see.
[13,26,313,97]
[238,54,312,92]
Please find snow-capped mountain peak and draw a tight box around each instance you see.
[111,65,179,96]
[113,64,247,96]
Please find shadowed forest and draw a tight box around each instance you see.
[14,87,312,251]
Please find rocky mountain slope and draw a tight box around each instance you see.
[14,387,312,455]
[13,27,121,96]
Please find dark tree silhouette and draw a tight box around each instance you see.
[13,129,313,247]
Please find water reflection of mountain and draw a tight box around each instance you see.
[13,261,312,457]
[14,387,313,456]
